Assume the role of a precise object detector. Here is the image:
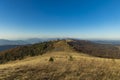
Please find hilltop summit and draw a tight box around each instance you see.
[0,39,120,64]
[0,39,120,79]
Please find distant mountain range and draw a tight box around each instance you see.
[0,38,58,46]
[0,38,58,51]
[0,39,29,45]
[91,40,120,45]
[1,38,120,46]
[1,38,120,52]
[0,45,21,52]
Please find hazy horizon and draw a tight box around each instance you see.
[0,0,120,40]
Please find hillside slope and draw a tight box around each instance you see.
[0,39,120,64]
[0,41,54,64]
[0,49,120,80]
[0,40,120,80]
[68,39,120,59]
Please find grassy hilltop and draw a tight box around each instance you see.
[0,39,120,80]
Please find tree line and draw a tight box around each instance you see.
[0,41,54,64]
[68,40,120,59]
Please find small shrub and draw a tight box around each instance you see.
[69,55,73,61]
[49,57,54,62]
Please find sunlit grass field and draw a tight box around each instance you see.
[0,51,120,80]
[0,40,120,80]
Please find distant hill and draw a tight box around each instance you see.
[0,38,59,52]
[0,45,21,52]
[0,38,58,46]
[91,40,120,45]
[0,41,54,63]
[25,38,58,44]
[0,39,29,45]
[68,39,120,59]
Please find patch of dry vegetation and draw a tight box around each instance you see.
[52,40,74,52]
[1,40,120,80]
[0,51,120,80]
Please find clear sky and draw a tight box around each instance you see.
[0,0,120,40]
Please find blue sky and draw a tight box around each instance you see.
[0,0,120,40]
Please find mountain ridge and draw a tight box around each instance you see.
[0,39,120,64]
[0,38,59,46]
[1,39,120,80]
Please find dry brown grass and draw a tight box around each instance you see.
[0,51,120,80]
[0,40,120,80]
